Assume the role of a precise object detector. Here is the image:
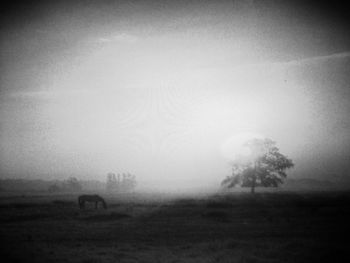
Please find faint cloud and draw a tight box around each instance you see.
[8,90,95,99]
[35,29,49,35]
[281,51,350,66]
[232,51,350,72]
[95,33,139,44]
[96,37,111,43]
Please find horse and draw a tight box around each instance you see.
[78,194,107,209]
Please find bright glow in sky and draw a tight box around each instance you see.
[1,0,350,190]
[221,132,264,161]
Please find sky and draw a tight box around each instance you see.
[1,0,350,190]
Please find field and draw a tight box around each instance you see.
[1,191,350,263]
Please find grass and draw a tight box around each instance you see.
[0,191,350,262]
[83,212,131,222]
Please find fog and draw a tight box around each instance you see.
[1,0,350,191]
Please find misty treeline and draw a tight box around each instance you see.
[0,173,138,193]
[106,172,137,193]
[0,177,91,193]
[48,177,82,193]
[0,177,83,193]
[0,178,99,193]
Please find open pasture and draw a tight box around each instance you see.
[1,191,349,263]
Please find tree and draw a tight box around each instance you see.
[106,173,117,192]
[106,172,137,193]
[221,138,294,193]
[122,173,137,192]
[48,183,61,193]
[65,177,82,192]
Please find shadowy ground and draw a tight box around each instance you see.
[0,191,350,262]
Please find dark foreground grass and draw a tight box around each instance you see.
[0,191,350,262]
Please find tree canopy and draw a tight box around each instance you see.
[221,138,294,193]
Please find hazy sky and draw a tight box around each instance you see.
[1,0,350,190]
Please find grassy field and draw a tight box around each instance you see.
[1,191,349,263]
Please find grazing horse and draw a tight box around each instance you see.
[78,194,107,209]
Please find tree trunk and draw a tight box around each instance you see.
[251,179,256,194]
[251,161,257,194]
